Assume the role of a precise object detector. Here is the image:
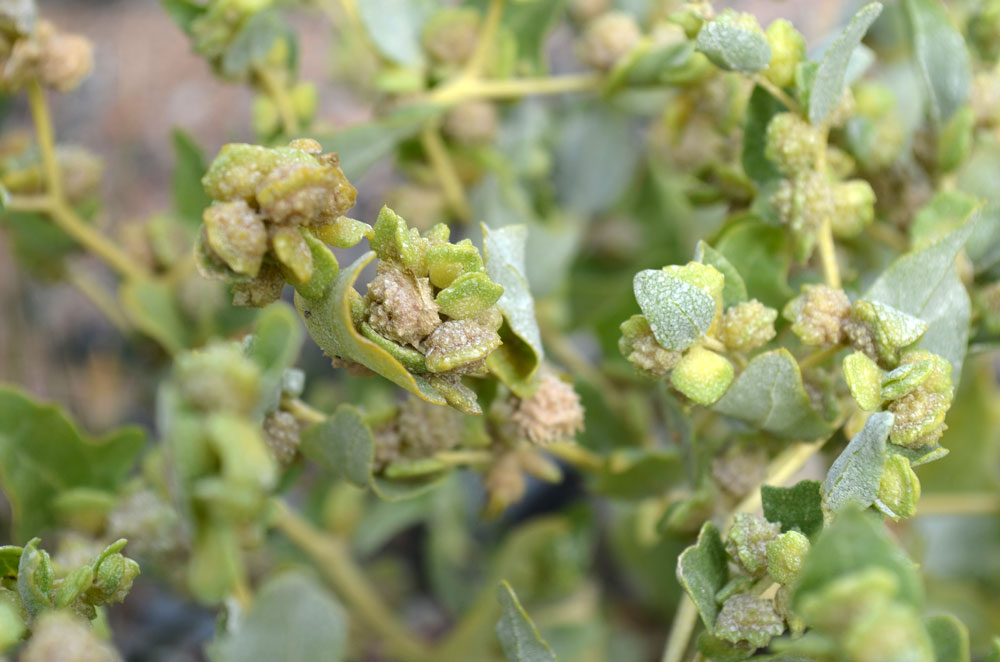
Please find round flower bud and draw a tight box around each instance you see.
[422,8,480,66]
[877,454,921,518]
[766,530,810,585]
[174,343,261,414]
[619,314,682,378]
[763,19,805,89]
[511,371,585,445]
[670,345,734,406]
[38,28,93,92]
[202,200,268,277]
[765,112,824,176]
[783,284,850,347]
[720,299,777,352]
[397,395,464,456]
[578,11,641,71]
[888,389,950,448]
[714,593,785,650]
[772,171,834,262]
[726,513,780,577]
[87,552,140,606]
[20,611,120,662]
[843,300,927,368]
[831,179,875,239]
[443,101,499,146]
[843,603,934,662]
[263,410,301,464]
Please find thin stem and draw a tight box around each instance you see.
[817,217,841,290]
[799,344,843,371]
[916,493,1000,515]
[420,122,471,221]
[546,442,604,472]
[26,78,63,201]
[48,201,147,282]
[255,66,300,136]
[65,265,130,334]
[429,74,601,105]
[753,75,802,116]
[661,594,698,662]
[461,0,505,80]
[434,449,494,467]
[282,397,328,425]
[272,501,431,660]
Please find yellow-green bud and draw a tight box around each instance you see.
[619,314,682,378]
[290,81,317,124]
[720,299,777,352]
[772,171,834,262]
[888,389,950,448]
[877,454,921,519]
[670,345,734,406]
[831,179,875,239]
[578,11,641,71]
[726,513,780,578]
[766,530,810,585]
[664,262,726,316]
[443,101,499,146]
[0,598,24,653]
[763,19,805,89]
[422,8,480,66]
[202,200,268,277]
[765,112,824,176]
[783,284,850,346]
[87,552,140,606]
[252,95,280,137]
[714,593,785,650]
[843,351,882,411]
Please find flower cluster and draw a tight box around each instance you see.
[0,2,92,93]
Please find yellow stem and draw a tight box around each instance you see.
[817,217,841,290]
[64,265,130,334]
[660,593,698,662]
[271,501,431,660]
[26,78,62,201]
[420,122,471,221]
[798,344,843,371]
[47,201,147,282]
[282,397,328,425]
[546,442,604,472]
[461,0,505,80]
[434,450,494,467]
[429,74,601,106]
[753,75,802,116]
[916,493,1000,515]
[255,66,300,136]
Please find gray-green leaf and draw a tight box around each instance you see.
[693,241,747,309]
[808,3,883,125]
[676,521,729,629]
[695,10,771,73]
[211,572,347,662]
[823,411,892,513]
[761,480,824,538]
[358,0,437,67]
[496,581,558,662]
[713,349,832,439]
[633,269,715,352]
[903,0,972,123]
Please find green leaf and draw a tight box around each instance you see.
[695,10,771,73]
[245,303,303,416]
[17,538,52,616]
[0,546,21,578]
[221,11,287,80]
[713,349,832,439]
[496,581,558,662]
[357,0,437,67]
[171,130,212,228]
[471,0,566,74]
[119,277,190,354]
[0,387,145,542]
[300,404,448,501]
[742,86,786,186]
[160,0,205,34]
[715,220,791,309]
[483,224,544,396]
[986,638,1000,662]
[633,269,715,352]
[808,3,883,125]
[903,0,972,123]
[316,105,442,181]
[793,507,924,611]
[761,480,824,538]
[925,613,970,662]
[864,221,975,379]
[211,572,347,662]
[823,411,892,513]
[594,449,686,500]
[676,521,729,629]
[693,241,747,308]
[1,210,77,280]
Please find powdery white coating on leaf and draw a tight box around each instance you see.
[809,3,883,125]
[633,269,716,351]
[823,411,893,513]
[483,224,544,359]
[714,593,785,650]
[695,10,772,73]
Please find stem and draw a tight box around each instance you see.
[48,201,147,282]
[660,594,698,662]
[429,74,601,106]
[26,78,63,201]
[753,75,802,116]
[434,449,494,467]
[420,122,471,221]
[817,217,841,290]
[65,265,130,334]
[255,66,300,136]
[798,344,843,370]
[272,501,431,660]
[546,442,604,472]
[461,0,505,80]
[916,493,1000,515]
[282,397,328,425]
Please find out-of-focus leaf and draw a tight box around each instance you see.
[594,449,685,500]
[496,581,558,662]
[221,11,287,80]
[693,241,747,308]
[1,210,77,280]
[171,130,212,228]
[986,638,1000,662]
[633,269,715,352]
[211,572,347,662]
[793,507,923,610]
[902,0,972,123]
[809,3,883,125]
[909,191,979,250]
[119,278,190,354]
[316,105,442,181]
[0,546,21,578]
[300,404,448,501]
[695,10,771,73]
[471,0,566,74]
[715,220,791,309]
[245,303,302,416]
[823,411,892,513]
[742,86,785,186]
[676,521,729,629]
[0,387,145,542]
[483,224,544,396]
[864,221,975,379]
[713,349,832,439]
[553,107,638,217]
[160,0,205,34]
[761,480,824,538]
[926,613,971,662]
[357,0,438,67]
